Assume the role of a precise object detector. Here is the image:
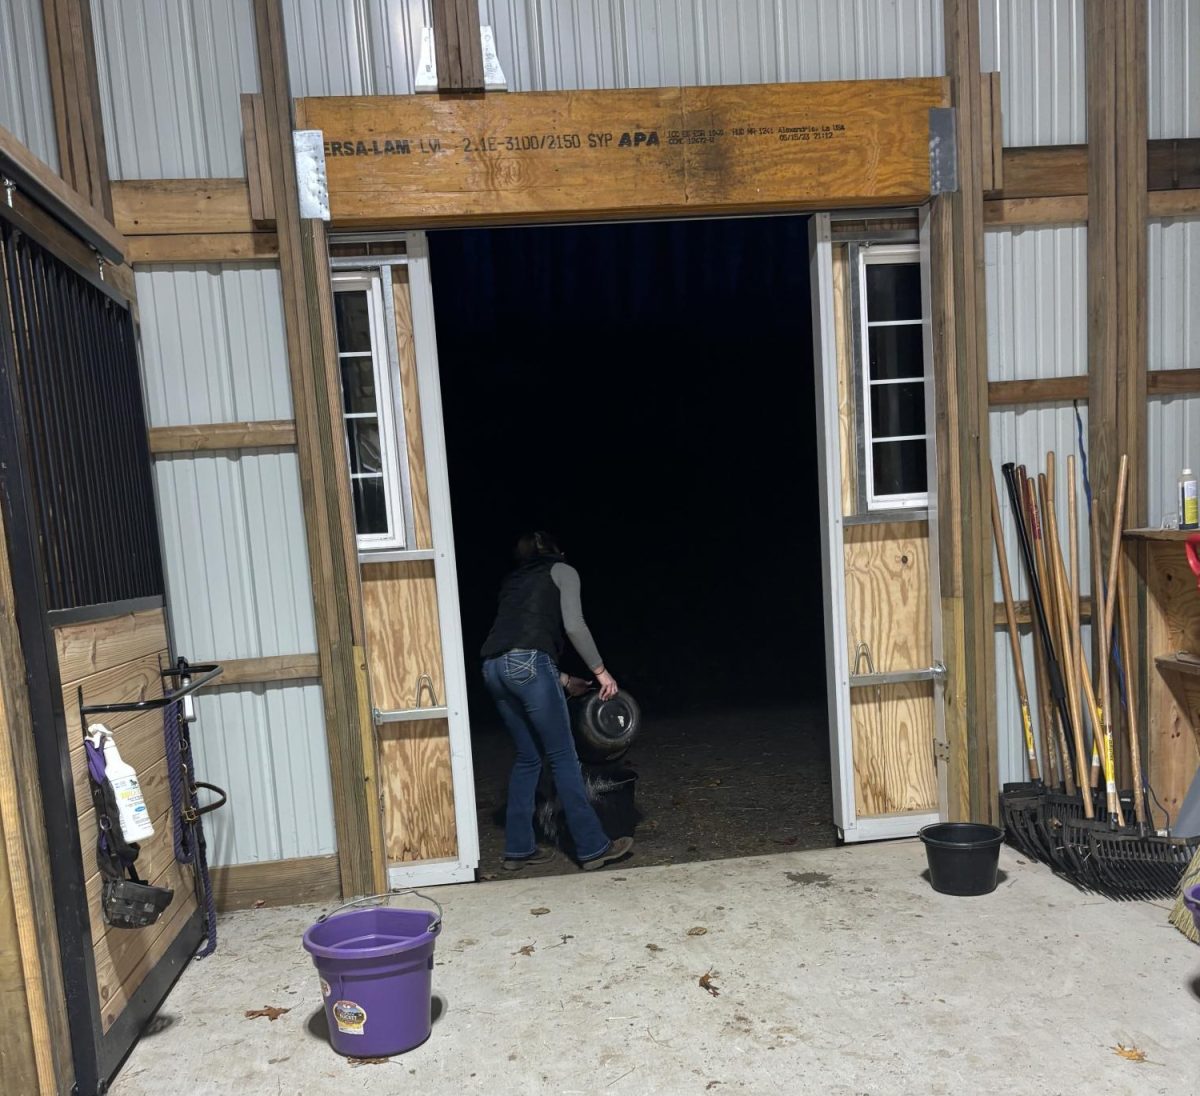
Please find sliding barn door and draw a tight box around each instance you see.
[336,233,478,887]
[811,212,948,842]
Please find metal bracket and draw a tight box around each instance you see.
[928,107,959,195]
[2,176,14,207]
[932,738,951,764]
[293,130,330,221]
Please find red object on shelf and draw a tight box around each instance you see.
[1186,534,1200,591]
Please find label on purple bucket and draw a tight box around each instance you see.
[320,978,331,998]
[333,1000,367,1035]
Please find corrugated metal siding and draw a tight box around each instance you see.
[1148,0,1200,140]
[978,0,1085,146]
[135,265,331,866]
[1147,216,1200,524]
[283,1,946,97]
[195,683,336,866]
[0,0,59,171]
[986,225,1091,786]
[91,0,259,179]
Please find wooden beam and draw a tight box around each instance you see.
[1148,368,1200,396]
[110,179,256,236]
[432,0,485,92]
[147,420,296,454]
[0,505,73,1093]
[301,78,950,228]
[979,72,1003,193]
[240,93,275,223]
[210,854,340,911]
[988,376,1089,406]
[126,233,280,265]
[1149,189,1200,217]
[0,123,125,261]
[254,0,376,899]
[984,194,1087,227]
[40,0,111,218]
[205,654,320,686]
[994,598,1093,628]
[934,0,995,824]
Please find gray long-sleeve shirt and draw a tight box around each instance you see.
[550,562,604,672]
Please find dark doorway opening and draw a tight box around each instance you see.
[431,214,834,877]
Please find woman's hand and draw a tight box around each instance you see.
[595,669,619,701]
[563,675,591,698]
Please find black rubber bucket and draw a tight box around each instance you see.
[919,822,1005,896]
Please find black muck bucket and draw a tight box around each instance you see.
[919,823,1005,896]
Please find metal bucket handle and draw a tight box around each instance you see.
[317,888,443,935]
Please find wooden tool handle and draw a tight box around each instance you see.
[1115,554,1147,826]
[991,466,1039,780]
[1099,456,1129,824]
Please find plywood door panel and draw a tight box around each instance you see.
[1142,542,1200,817]
[393,270,432,549]
[379,719,458,861]
[362,560,445,711]
[849,682,937,814]
[832,243,856,516]
[843,522,932,670]
[843,521,936,818]
[54,609,168,684]
[60,654,167,740]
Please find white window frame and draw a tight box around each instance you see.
[332,271,408,550]
[857,244,928,511]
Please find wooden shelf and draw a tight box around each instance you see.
[1154,653,1200,679]
[1124,527,1200,542]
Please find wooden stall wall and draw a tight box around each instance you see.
[55,609,197,1033]
[360,265,460,870]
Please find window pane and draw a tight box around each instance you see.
[353,476,388,535]
[870,381,926,438]
[334,291,372,353]
[872,440,928,497]
[868,324,924,380]
[865,261,922,322]
[341,357,377,414]
[347,420,382,474]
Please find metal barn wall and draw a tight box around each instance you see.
[90,0,259,178]
[283,0,947,97]
[136,264,335,868]
[1147,218,1200,526]
[986,225,1092,786]
[1148,0,1200,140]
[0,0,59,171]
[978,0,1086,146]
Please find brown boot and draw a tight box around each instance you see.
[581,836,634,871]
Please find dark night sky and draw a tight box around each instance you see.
[430,214,826,719]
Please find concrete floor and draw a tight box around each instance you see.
[112,842,1200,1096]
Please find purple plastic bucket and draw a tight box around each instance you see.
[1185,884,1200,937]
[302,893,442,1058]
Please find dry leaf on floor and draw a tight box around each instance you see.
[706,1084,723,1091]
[687,926,708,936]
[514,944,536,957]
[348,1057,392,1067]
[645,943,664,953]
[1113,1044,1147,1063]
[253,899,266,909]
[530,907,551,916]
[244,1006,291,1022]
[699,969,720,998]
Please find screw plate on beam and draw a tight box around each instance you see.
[293,130,330,220]
[928,107,959,195]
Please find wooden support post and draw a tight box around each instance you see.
[0,507,73,1093]
[432,0,485,92]
[1086,0,1148,536]
[933,0,996,823]
[40,0,112,218]
[253,0,377,898]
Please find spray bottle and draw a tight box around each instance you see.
[1181,468,1199,530]
[96,726,155,842]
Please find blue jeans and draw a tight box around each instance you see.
[482,649,611,862]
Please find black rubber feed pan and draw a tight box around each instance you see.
[569,689,641,764]
[920,823,1005,896]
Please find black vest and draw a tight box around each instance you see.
[481,556,564,661]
